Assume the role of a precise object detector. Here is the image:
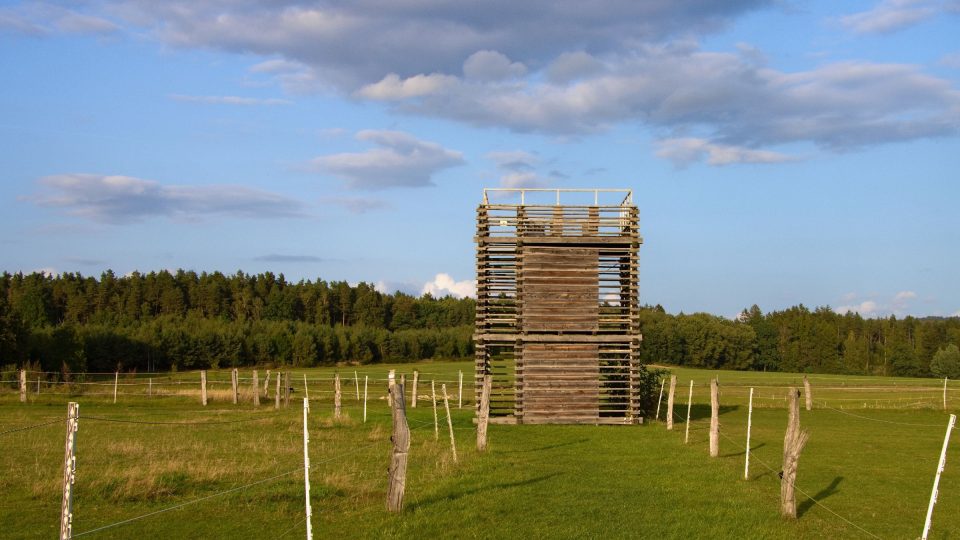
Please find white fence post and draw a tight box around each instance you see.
[655,379,665,421]
[113,372,119,404]
[302,398,313,540]
[458,370,463,409]
[745,387,754,480]
[201,370,208,406]
[684,380,693,444]
[20,369,27,403]
[354,370,360,400]
[59,402,79,540]
[363,376,368,423]
[944,378,948,411]
[922,414,956,540]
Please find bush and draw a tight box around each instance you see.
[931,344,960,378]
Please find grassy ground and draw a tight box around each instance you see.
[1,362,958,538]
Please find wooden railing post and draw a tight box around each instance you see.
[334,373,342,419]
[666,375,676,430]
[477,374,492,451]
[386,383,410,512]
[781,388,810,519]
[709,378,719,457]
[59,402,79,540]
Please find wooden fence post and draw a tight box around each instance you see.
[666,375,677,430]
[655,379,665,421]
[302,398,314,540]
[684,380,693,444]
[709,378,719,457]
[148,378,152,397]
[922,414,956,540]
[944,378,949,411]
[458,370,463,409]
[264,370,271,398]
[334,373,342,419]
[431,380,439,441]
[477,374,492,451]
[781,388,810,519]
[441,383,458,463]
[19,369,27,403]
[745,387,754,480]
[803,376,812,411]
[275,375,281,410]
[387,370,395,407]
[252,370,260,406]
[411,370,419,409]
[201,370,208,406]
[354,370,360,400]
[363,376,368,423]
[59,402,79,540]
[113,372,119,404]
[386,383,410,512]
[284,372,290,408]
[232,368,239,405]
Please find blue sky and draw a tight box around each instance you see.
[1,0,958,318]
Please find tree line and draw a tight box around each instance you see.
[1,271,958,378]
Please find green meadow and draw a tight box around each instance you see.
[2,361,958,539]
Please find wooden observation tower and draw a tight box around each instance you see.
[474,188,643,424]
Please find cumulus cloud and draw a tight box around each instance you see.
[422,273,476,299]
[463,50,527,81]
[839,0,937,34]
[0,4,118,36]
[835,290,919,316]
[169,94,292,106]
[311,130,465,189]
[29,173,306,223]
[546,51,607,83]
[356,73,458,100]
[656,137,795,166]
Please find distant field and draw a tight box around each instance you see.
[2,362,958,539]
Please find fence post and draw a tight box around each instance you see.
[334,373,342,419]
[477,374,492,451]
[745,387,754,480]
[232,368,239,405]
[458,370,463,409]
[59,402,79,540]
[432,380,439,441]
[275,375,281,410]
[303,374,310,401]
[252,370,260,407]
[655,379,665,421]
[354,370,360,401]
[781,388,810,519]
[803,376,812,411]
[302,398,313,540]
[37,375,41,395]
[709,378,719,457]
[387,370,395,407]
[264,370,271,398]
[666,375,677,430]
[684,380,693,444]
[20,369,27,403]
[922,414,956,540]
[386,383,410,512]
[284,372,290,408]
[944,378,948,411]
[201,370,208,406]
[441,383,458,463]
[363,376,368,423]
[113,372,119,404]
[411,370,419,409]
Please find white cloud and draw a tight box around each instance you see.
[546,51,606,83]
[835,300,880,316]
[894,290,917,301]
[320,196,389,213]
[463,50,527,81]
[169,94,293,106]
[356,73,458,100]
[312,130,465,189]
[656,137,795,166]
[30,173,306,223]
[839,0,937,34]
[422,273,476,299]
[500,172,545,189]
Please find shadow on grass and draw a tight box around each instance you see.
[408,473,561,511]
[720,442,766,458]
[495,438,589,453]
[797,476,844,518]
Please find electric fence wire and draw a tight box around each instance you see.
[0,418,62,436]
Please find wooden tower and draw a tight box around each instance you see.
[474,188,643,424]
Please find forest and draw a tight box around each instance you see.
[1,270,958,378]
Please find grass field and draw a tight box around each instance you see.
[2,362,959,539]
